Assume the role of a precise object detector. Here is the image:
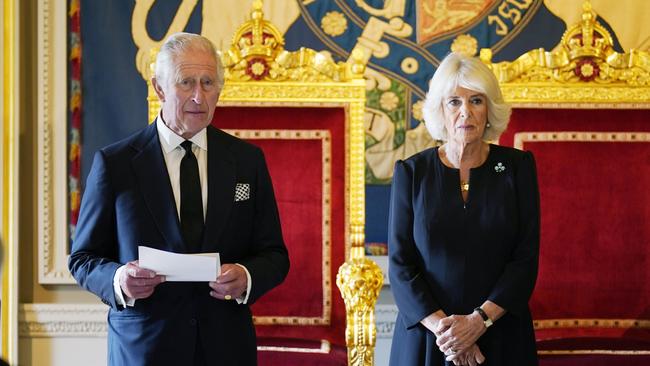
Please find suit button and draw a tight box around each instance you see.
[190,318,197,326]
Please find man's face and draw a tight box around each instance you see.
[153,50,221,139]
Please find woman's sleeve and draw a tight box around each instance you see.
[488,151,540,316]
[388,160,441,328]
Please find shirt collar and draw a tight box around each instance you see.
[156,112,208,154]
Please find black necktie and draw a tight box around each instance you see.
[180,140,204,252]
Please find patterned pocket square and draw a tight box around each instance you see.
[234,183,250,202]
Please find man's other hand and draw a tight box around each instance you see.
[119,260,165,299]
[208,264,247,300]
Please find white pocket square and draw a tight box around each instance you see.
[234,183,250,202]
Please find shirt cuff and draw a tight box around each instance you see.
[234,263,252,304]
[113,265,136,307]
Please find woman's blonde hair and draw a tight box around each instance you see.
[422,52,511,141]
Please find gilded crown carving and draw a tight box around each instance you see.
[563,1,613,62]
[479,0,650,106]
[222,0,365,82]
[481,1,649,86]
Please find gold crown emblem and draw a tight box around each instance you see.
[481,0,650,88]
[222,0,285,80]
[561,1,614,61]
[221,0,364,82]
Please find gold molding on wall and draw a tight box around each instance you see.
[2,0,20,362]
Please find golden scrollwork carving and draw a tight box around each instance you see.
[481,0,650,107]
[337,258,384,366]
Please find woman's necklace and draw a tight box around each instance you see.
[443,143,489,194]
[460,181,470,192]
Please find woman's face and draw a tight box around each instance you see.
[442,86,488,145]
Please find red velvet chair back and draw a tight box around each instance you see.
[212,106,349,346]
[500,109,650,345]
[483,1,650,361]
[204,3,381,363]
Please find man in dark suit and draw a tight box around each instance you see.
[69,32,290,366]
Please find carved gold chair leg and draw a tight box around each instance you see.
[337,246,383,366]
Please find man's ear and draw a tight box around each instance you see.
[151,77,165,102]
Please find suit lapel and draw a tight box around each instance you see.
[132,124,185,253]
[202,127,236,252]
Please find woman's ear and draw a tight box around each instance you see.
[151,77,165,102]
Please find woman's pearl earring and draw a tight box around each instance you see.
[486,122,491,128]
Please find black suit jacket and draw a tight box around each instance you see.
[69,123,290,365]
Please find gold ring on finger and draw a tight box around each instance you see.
[224,294,232,300]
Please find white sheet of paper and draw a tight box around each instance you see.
[138,246,220,282]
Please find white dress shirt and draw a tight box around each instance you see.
[113,117,251,307]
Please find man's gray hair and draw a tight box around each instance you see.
[422,52,511,141]
[154,32,225,91]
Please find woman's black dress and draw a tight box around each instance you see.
[388,145,540,366]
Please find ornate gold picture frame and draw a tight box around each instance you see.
[37,0,74,284]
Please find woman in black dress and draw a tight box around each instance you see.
[388,52,540,366]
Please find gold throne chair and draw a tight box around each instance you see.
[482,1,650,363]
[147,2,383,365]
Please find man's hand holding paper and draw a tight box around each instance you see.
[119,260,166,300]
[138,246,221,282]
[209,264,248,301]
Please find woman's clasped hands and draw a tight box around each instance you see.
[434,312,487,366]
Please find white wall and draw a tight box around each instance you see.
[18,304,107,366]
[20,338,106,366]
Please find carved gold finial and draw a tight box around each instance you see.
[349,49,366,77]
[582,0,592,19]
